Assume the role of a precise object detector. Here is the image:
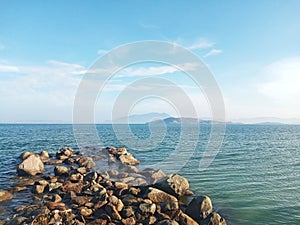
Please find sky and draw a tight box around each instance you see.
[1,0,300,123]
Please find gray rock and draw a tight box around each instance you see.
[17,154,44,176]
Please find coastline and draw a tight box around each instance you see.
[0,146,227,225]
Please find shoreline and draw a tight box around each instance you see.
[0,146,227,225]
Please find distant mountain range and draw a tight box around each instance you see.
[110,113,300,125]
[148,117,232,125]
[107,112,170,124]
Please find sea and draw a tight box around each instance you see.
[0,124,299,224]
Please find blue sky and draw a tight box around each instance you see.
[1,1,300,123]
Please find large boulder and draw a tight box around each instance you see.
[0,190,13,202]
[17,154,44,176]
[153,174,190,197]
[185,195,213,221]
[145,187,179,210]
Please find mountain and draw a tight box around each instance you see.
[148,117,230,125]
[109,112,171,124]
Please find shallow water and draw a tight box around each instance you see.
[0,124,299,224]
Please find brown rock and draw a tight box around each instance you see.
[56,146,75,160]
[121,206,134,218]
[61,180,83,193]
[185,196,213,221]
[156,220,179,225]
[200,212,227,225]
[40,150,50,162]
[119,153,140,166]
[139,203,156,214]
[151,169,166,183]
[33,184,45,194]
[78,157,95,169]
[114,182,128,190]
[178,211,199,225]
[80,206,93,217]
[154,174,190,197]
[20,151,34,160]
[105,202,122,220]
[0,190,13,202]
[45,159,63,165]
[146,187,178,205]
[17,154,44,176]
[47,202,67,210]
[77,167,87,175]
[70,173,83,182]
[121,217,136,225]
[54,165,69,176]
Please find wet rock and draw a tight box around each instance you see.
[0,190,13,202]
[185,195,213,221]
[54,165,69,177]
[17,154,44,176]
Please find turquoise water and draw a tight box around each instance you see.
[0,124,299,224]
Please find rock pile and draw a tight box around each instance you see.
[0,146,227,225]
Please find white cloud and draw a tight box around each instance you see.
[0,64,19,72]
[118,62,197,78]
[0,60,86,122]
[258,57,300,102]
[203,49,223,58]
[97,49,109,55]
[186,38,215,50]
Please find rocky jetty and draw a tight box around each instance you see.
[0,146,227,225]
